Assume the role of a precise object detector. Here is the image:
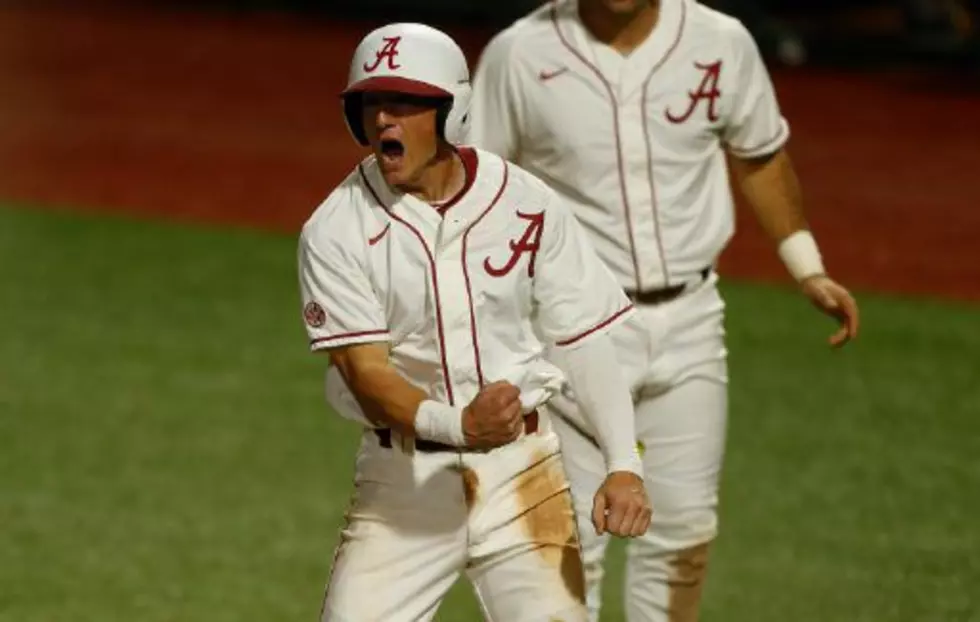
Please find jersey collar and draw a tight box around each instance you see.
[553,0,687,103]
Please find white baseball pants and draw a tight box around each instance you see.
[320,416,589,622]
[546,274,729,622]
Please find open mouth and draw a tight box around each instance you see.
[379,139,404,161]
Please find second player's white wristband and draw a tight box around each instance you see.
[778,230,826,282]
[413,400,466,447]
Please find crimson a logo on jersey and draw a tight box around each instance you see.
[665,60,723,124]
[484,211,545,278]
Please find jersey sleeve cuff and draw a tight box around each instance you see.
[310,329,390,352]
[726,120,790,159]
[553,304,634,348]
[606,454,644,477]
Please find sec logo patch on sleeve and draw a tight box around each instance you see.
[303,301,327,328]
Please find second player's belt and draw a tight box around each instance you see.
[624,266,711,306]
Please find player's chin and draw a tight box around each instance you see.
[602,0,645,14]
[378,164,412,188]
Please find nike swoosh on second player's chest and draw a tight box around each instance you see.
[538,66,569,81]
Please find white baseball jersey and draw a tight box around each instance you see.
[470,0,790,292]
[297,147,634,412]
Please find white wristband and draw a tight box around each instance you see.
[413,400,466,447]
[607,449,644,478]
[778,230,826,282]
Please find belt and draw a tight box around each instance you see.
[374,409,540,452]
[624,267,711,306]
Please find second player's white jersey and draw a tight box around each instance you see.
[470,0,789,292]
[298,147,633,412]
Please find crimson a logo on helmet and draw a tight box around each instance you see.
[304,301,327,328]
[363,36,402,73]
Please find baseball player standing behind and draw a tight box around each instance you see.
[299,23,653,622]
[470,1,860,620]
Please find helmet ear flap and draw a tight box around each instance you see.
[442,81,471,144]
[435,100,451,142]
[343,94,369,146]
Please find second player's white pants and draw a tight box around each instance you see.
[545,273,729,622]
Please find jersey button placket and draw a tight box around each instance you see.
[617,101,645,291]
[624,100,662,289]
[434,242,477,400]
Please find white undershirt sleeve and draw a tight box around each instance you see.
[553,332,643,477]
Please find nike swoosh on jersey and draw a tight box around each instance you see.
[538,67,569,82]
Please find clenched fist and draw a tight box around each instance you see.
[592,471,652,537]
[462,380,523,450]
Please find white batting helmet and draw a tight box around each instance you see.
[341,23,472,146]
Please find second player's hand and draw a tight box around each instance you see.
[462,380,523,449]
[592,471,651,538]
[801,274,860,348]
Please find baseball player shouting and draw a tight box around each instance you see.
[298,22,653,622]
[469,1,860,620]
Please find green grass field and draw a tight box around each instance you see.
[2,204,978,622]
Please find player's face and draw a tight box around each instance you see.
[361,92,442,188]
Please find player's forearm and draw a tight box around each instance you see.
[732,148,826,281]
[553,334,643,477]
[731,147,807,242]
[329,353,427,436]
[325,365,372,426]
[328,345,466,446]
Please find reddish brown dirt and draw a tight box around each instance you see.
[1,3,978,302]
